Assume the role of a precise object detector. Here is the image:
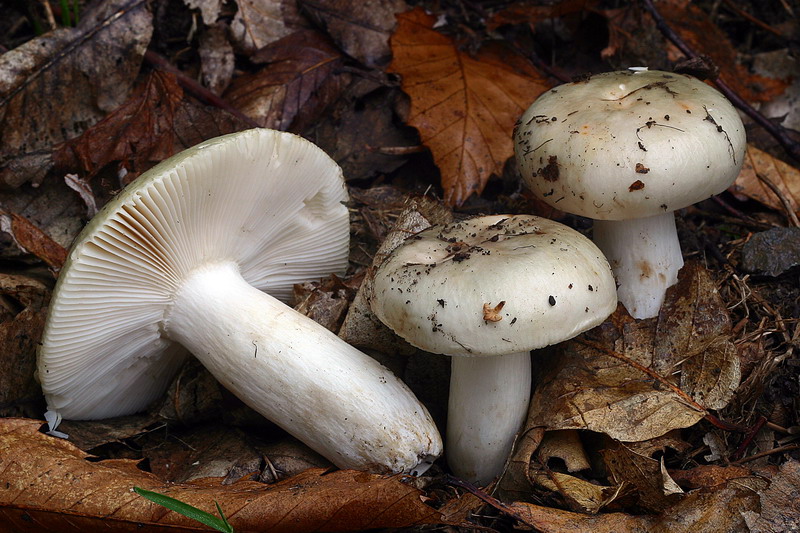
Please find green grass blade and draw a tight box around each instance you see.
[133,487,234,533]
[59,0,71,26]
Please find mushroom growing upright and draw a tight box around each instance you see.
[38,128,442,474]
[368,214,616,484]
[515,68,746,318]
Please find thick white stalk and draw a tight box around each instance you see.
[447,352,531,485]
[163,261,442,474]
[593,213,684,319]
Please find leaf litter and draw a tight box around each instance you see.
[1,0,800,530]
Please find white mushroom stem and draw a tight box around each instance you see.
[446,352,531,485]
[163,261,442,474]
[593,212,684,320]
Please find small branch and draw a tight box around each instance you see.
[755,172,800,227]
[144,50,260,129]
[720,0,785,39]
[732,443,800,464]
[729,415,767,462]
[443,475,538,529]
[640,0,800,163]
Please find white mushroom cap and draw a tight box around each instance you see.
[514,69,746,220]
[39,129,350,418]
[369,214,617,356]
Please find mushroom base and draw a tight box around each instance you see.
[446,351,532,485]
[593,213,684,319]
[163,261,442,474]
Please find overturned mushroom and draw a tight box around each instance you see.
[368,214,616,484]
[515,68,746,318]
[38,128,442,474]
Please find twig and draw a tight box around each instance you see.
[640,0,800,163]
[729,415,767,461]
[732,443,800,464]
[720,0,785,39]
[443,475,538,529]
[576,338,745,432]
[755,172,800,227]
[144,50,260,129]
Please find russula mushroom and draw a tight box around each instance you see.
[38,128,442,474]
[514,68,746,319]
[368,214,616,484]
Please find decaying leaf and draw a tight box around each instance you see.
[229,0,306,54]
[600,439,683,512]
[0,175,86,260]
[389,8,549,206]
[299,0,407,68]
[198,22,235,95]
[0,0,153,188]
[311,81,420,183]
[0,274,49,418]
[0,212,67,270]
[530,471,614,514]
[653,262,741,410]
[183,0,223,25]
[488,0,600,30]
[528,262,739,442]
[508,467,766,533]
[0,418,453,532]
[53,70,251,187]
[224,30,348,132]
[141,425,328,484]
[51,71,181,181]
[733,144,800,217]
[658,1,787,104]
[536,430,590,473]
[744,460,800,532]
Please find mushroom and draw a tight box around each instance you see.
[514,68,746,319]
[368,214,616,484]
[38,128,442,474]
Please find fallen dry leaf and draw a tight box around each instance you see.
[229,0,307,55]
[198,23,235,95]
[530,471,614,514]
[53,70,251,188]
[653,262,741,410]
[745,460,800,532]
[311,84,420,182]
[600,439,683,512]
[140,424,327,484]
[508,467,765,533]
[52,71,182,181]
[299,0,407,68]
[182,0,223,25]
[488,0,600,30]
[733,144,800,217]
[658,1,787,103]
[388,8,549,206]
[0,418,453,532]
[536,430,590,473]
[528,262,739,442]
[0,0,153,188]
[224,30,348,132]
[0,213,67,270]
[0,274,48,418]
[0,175,86,260]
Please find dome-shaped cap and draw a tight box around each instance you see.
[369,215,617,356]
[515,69,746,220]
[38,129,349,418]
